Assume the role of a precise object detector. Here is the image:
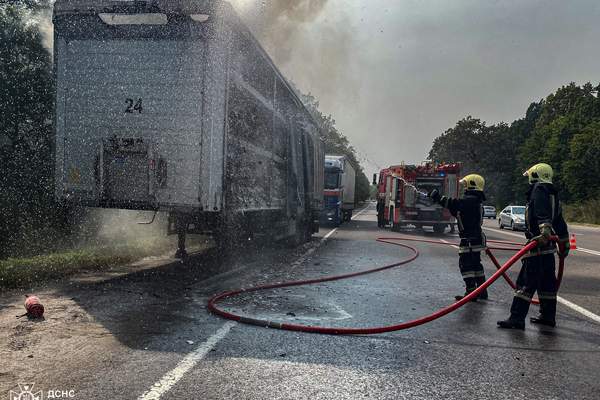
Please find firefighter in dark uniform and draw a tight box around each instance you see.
[376,195,385,228]
[498,163,570,330]
[429,174,488,301]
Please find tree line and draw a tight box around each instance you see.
[301,93,371,204]
[428,82,600,222]
[0,2,64,258]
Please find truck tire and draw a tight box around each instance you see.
[344,210,353,222]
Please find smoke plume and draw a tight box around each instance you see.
[34,7,53,51]
[231,0,357,107]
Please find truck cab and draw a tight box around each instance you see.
[322,156,355,226]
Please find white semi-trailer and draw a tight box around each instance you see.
[53,0,324,257]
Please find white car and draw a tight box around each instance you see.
[483,205,496,219]
[498,206,526,230]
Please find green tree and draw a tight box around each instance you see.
[429,117,517,206]
[564,121,600,201]
[301,92,371,203]
[428,81,600,215]
[0,3,55,257]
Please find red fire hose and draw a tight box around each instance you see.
[208,236,565,335]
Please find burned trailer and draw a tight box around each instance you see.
[53,0,325,257]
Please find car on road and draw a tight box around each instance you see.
[483,205,496,219]
[498,206,526,230]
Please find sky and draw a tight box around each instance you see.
[234,0,600,177]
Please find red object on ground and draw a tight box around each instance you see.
[25,295,44,318]
[208,236,565,335]
[569,234,577,250]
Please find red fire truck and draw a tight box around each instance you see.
[375,162,462,233]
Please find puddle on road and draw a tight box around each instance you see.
[222,293,353,322]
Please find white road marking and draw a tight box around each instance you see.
[316,204,370,243]
[138,321,237,400]
[483,227,600,324]
[575,247,600,256]
[323,228,338,240]
[439,238,459,249]
[557,296,600,324]
[351,205,371,220]
[483,227,600,256]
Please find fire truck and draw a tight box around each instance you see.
[375,163,461,233]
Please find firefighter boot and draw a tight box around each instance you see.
[530,315,556,327]
[475,276,489,300]
[455,287,478,302]
[497,318,525,330]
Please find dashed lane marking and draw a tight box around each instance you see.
[351,205,372,220]
[138,321,237,400]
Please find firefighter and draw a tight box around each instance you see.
[497,163,570,330]
[376,195,385,228]
[429,174,488,301]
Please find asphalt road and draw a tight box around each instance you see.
[2,203,600,399]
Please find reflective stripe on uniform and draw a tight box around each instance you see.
[461,270,485,278]
[522,247,557,259]
[514,289,533,302]
[458,245,486,254]
[538,291,557,300]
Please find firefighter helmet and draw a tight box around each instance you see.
[523,163,553,184]
[459,174,485,192]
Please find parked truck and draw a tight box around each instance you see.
[375,162,461,233]
[321,155,356,226]
[52,0,324,257]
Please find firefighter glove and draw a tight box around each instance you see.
[558,237,570,258]
[429,189,441,203]
[533,223,553,246]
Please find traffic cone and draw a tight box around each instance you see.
[569,233,577,250]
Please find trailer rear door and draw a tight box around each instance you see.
[56,36,205,209]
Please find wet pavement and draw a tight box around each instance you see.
[3,203,600,399]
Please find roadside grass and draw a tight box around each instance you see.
[0,236,209,289]
[0,247,147,288]
[563,199,600,226]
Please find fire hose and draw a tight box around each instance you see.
[208,236,565,335]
